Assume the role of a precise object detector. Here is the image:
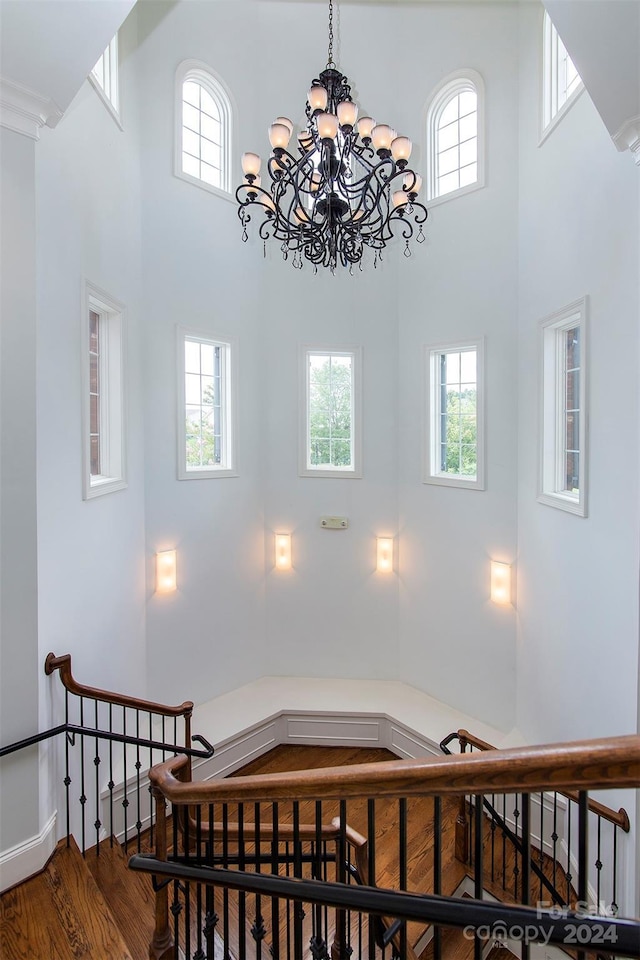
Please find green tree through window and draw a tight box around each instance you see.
[308,355,353,468]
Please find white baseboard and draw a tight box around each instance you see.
[0,811,57,892]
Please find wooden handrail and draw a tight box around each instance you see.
[45,652,193,719]
[148,734,640,804]
[455,728,631,832]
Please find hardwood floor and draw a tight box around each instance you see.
[0,745,580,960]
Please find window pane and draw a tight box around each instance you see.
[566,412,579,453]
[182,152,200,178]
[90,436,101,476]
[183,103,200,133]
[185,373,201,404]
[459,163,477,188]
[438,120,459,152]
[460,350,476,383]
[200,344,215,376]
[565,327,580,369]
[332,439,352,467]
[200,89,220,120]
[460,445,477,476]
[183,81,200,107]
[201,139,221,168]
[201,113,221,145]
[439,96,459,127]
[200,162,221,187]
[201,376,215,405]
[437,171,459,196]
[183,128,200,159]
[445,352,461,384]
[565,452,579,493]
[566,369,579,411]
[459,112,477,142]
[438,145,460,176]
[185,340,201,373]
[459,138,477,168]
[459,91,476,117]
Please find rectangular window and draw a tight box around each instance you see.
[89,34,121,124]
[542,12,583,137]
[82,283,126,499]
[539,299,587,516]
[177,328,235,479]
[424,339,485,489]
[300,347,362,478]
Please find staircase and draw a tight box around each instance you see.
[0,655,638,960]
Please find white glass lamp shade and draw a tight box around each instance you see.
[317,112,339,140]
[310,171,322,192]
[391,136,412,161]
[274,116,294,136]
[156,550,177,593]
[275,534,292,570]
[337,101,358,127]
[294,206,309,224]
[308,85,328,111]
[403,172,422,195]
[241,152,261,176]
[357,116,376,139]
[392,190,409,208]
[269,122,292,149]
[490,561,512,604]
[376,538,393,573]
[371,124,395,151]
[260,192,276,211]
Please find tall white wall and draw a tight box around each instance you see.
[35,8,147,701]
[515,3,640,746]
[397,3,520,731]
[0,128,40,851]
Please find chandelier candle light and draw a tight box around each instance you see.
[236,0,428,272]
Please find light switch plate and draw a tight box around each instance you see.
[320,516,349,529]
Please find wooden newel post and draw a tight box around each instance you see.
[149,788,174,960]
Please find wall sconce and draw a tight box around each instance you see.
[156,549,177,593]
[376,537,394,573]
[490,560,511,605]
[275,533,292,571]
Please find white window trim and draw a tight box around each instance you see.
[81,281,127,500]
[299,345,363,479]
[88,35,122,130]
[423,337,486,490]
[425,69,485,208]
[176,326,238,480]
[174,59,236,204]
[539,10,584,145]
[538,298,588,517]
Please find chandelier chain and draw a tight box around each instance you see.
[327,0,335,68]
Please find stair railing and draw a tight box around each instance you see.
[134,733,640,960]
[440,729,630,925]
[0,653,214,859]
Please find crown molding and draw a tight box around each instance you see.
[612,114,640,167]
[0,77,63,141]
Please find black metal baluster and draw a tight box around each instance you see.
[513,795,520,901]
[271,801,280,960]
[611,825,619,916]
[135,709,142,853]
[239,802,247,960]
[252,802,266,960]
[595,815,602,911]
[311,799,327,960]
[539,792,545,903]
[474,794,484,960]
[172,801,182,960]
[194,804,204,960]
[521,793,531,960]
[433,796,442,960]
[108,702,114,847]
[399,798,408,960]
[566,799,572,906]
[205,802,218,960]
[502,794,507,891]
[490,793,496,883]
[368,798,376,960]
[551,792,558,896]
[64,690,71,846]
[94,699,101,854]
[293,802,303,960]
[79,696,86,855]
[285,841,291,960]
[148,712,154,849]
[223,803,230,960]
[577,792,588,960]
[122,706,129,852]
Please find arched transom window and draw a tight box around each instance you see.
[176,62,233,196]
[426,71,484,203]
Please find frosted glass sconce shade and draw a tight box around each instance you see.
[490,560,511,604]
[275,534,292,571]
[156,550,177,593]
[376,537,393,573]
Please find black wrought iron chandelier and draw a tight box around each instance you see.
[235,0,428,273]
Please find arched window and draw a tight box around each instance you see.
[175,61,233,197]
[426,70,484,204]
[542,11,583,134]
